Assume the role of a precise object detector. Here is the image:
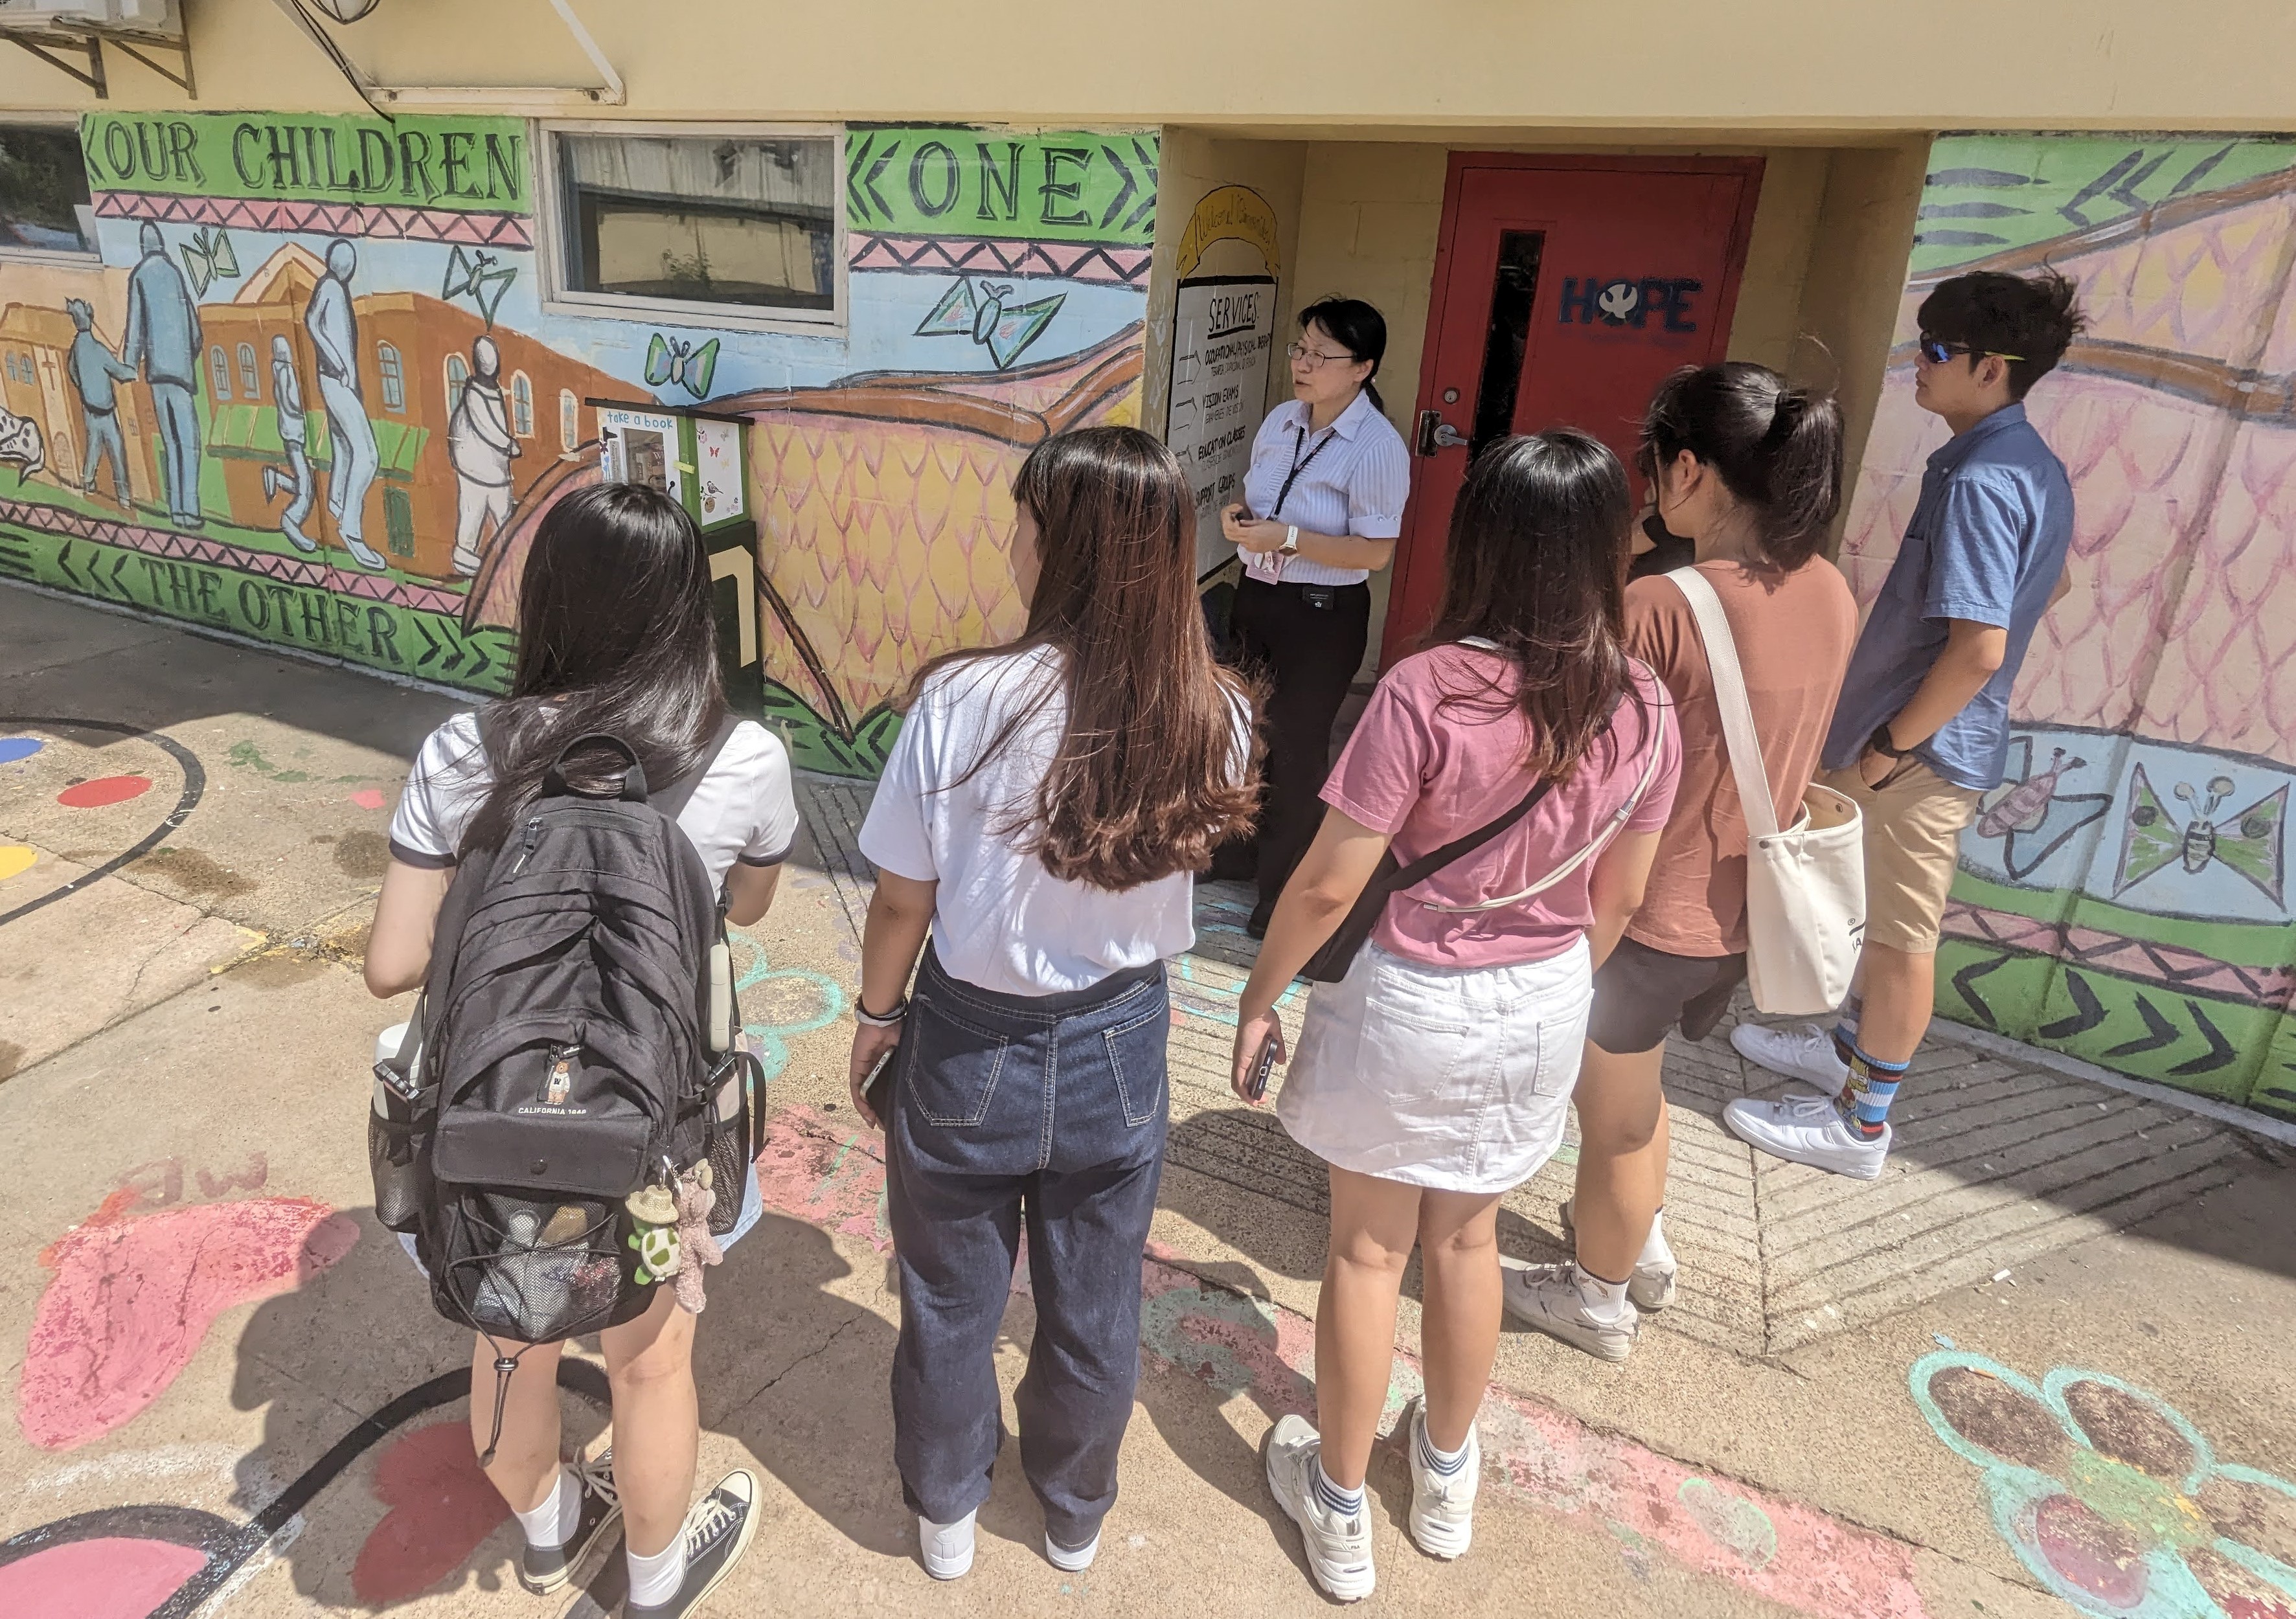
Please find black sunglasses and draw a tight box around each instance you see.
[1918,334,2025,366]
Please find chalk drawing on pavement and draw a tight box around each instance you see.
[0,716,207,929]
[1912,1352,2296,1618]
[19,1160,359,1452]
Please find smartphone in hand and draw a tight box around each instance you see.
[863,1046,897,1127]
[1245,1030,1281,1102]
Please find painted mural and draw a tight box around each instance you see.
[1841,133,2296,1118]
[0,115,1156,777]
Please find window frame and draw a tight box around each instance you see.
[0,114,100,267]
[238,342,260,399]
[444,350,469,418]
[559,387,580,453]
[377,341,405,412]
[534,119,848,338]
[209,345,232,400]
[510,369,534,438]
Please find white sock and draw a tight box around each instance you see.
[1573,1262,1631,1320]
[512,1467,580,1550]
[627,1528,689,1609]
[1639,1207,1672,1268]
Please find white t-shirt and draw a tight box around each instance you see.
[859,644,1249,998]
[388,711,800,883]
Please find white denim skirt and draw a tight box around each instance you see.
[1276,936,1592,1194]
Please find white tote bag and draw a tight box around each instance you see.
[1669,567,1865,1015]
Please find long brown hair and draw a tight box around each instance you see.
[1424,429,1648,781]
[905,426,1258,890]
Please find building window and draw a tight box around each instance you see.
[444,352,468,417]
[377,341,405,411]
[209,346,232,400]
[237,343,260,398]
[560,388,579,452]
[547,127,838,327]
[511,370,533,437]
[0,123,96,258]
[4,352,23,384]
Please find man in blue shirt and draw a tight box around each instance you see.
[121,221,205,528]
[1728,269,2086,1178]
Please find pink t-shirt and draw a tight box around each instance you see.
[1320,644,1681,968]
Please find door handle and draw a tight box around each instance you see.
[1416,411,1470,455]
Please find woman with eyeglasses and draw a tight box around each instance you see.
[1216,297,1411,938]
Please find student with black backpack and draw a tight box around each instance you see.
[365,482,799,1618]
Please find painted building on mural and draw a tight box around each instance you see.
[0,0,2292,1119]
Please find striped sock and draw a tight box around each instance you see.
[1836,1043,1908,1138]
[1313,1461,1365,1519]
[1417,1420,1471,1478]
[1830,993,1865,1068]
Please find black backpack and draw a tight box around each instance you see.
[370,724,761,1459]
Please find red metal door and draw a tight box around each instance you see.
[1383,155,1762,664]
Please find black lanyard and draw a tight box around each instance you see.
[1273,423,1336,519]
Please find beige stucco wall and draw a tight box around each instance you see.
[2,0,2291,131]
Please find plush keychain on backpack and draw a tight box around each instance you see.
[626,1183,680,1285]
[670,1164,724,1315]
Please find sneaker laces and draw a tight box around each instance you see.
[1777,1023,1840,1063]
[573,1451,619,1512]
[685,1489,743,1553]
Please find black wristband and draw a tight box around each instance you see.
[854,995,908,1028]
[1869,722,1911,760]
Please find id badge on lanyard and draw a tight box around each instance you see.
[1262,424,1332,582]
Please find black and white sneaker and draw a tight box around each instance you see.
[627,1469,759,1619]
[519,1451,622,1595]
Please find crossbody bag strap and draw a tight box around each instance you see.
[1419,699,1668,914]
[1667,567,1782,840]
[1385,773,1558,896]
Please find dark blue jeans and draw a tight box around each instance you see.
[885,944,1170,1546]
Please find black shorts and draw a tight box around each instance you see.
[1586,936,1749,1054]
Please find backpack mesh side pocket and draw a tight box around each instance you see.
[434,1190,650,1344]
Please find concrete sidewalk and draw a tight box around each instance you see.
[3,585,2292,1619]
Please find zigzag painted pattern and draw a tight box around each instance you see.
[93,191,532,248]
[0,499,464,615]
[847,232,1152,286]
[1942,899,2296,1005]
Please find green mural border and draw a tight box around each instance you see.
[80,111,531,212]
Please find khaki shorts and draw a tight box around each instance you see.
[1821,759,1981,955]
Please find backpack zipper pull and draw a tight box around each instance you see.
[512,817,541,874]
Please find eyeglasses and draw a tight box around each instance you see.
[1286,343,1357,367]
[1918,335,2025,366]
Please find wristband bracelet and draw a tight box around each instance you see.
[854,996,908,1028]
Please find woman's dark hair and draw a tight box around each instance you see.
[1424,429,1648,782]
[459,481,725,855]
[1916,268,2086,400]
[1640,361,1845,570]
[907,425,1258,891]
[1299,295,1388,417]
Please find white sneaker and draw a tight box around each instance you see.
[1402,1398,1478,1559]
[1045,1527,1100,1572]
[1556,1199,1676,1310]
[1263,1415,1375,1602]
[919,1509,976,1580]
[1502,1262,1639,1361]
[1731,1022,1850,1097]
[1723,1093,1889,1178]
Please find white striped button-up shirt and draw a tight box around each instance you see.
[1238,390,1412,587]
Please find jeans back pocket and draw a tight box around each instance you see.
[906,996,1012,1129]
[1099,993,1170,1129]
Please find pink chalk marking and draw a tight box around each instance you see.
[56,775,153,808]
[19,1196,361,1451]
[754,1104,1930,1619]
[0,1537,208,1619]
[349,787,387,811]
[351,1419,512,1602]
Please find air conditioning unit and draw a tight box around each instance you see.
[0,0,178,34]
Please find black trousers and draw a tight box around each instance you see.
[1227,575,1371,909]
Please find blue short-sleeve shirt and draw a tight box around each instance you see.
[1823,403,2075,791]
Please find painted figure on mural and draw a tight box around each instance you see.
[305,238,387,572]
[121,221,204,528]
[260,334,317,553]
[63,299,135,510]
[448,333,518,578]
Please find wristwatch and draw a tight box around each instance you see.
[1869,722,1911,760]
[1279,525,1300,555]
